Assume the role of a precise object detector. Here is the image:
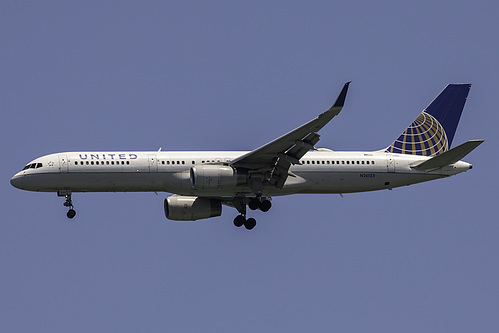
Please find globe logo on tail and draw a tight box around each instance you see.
[386,112,448,156]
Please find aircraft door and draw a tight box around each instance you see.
[59,155,69,173]
[148,154,158,172]
[387,158,395,173]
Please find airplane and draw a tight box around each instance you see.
[11,83,483,230]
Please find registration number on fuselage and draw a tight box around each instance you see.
[360,173,375,178]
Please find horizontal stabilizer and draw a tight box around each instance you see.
[412,139,484,171]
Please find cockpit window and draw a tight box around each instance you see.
[21,163,43,171]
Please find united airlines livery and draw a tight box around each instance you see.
[11,83,483,230]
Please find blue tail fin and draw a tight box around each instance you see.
[386,84,471,156]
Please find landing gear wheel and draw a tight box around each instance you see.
[58,190,76,220]
[244,218,256,230]
[234,215,245,227]
[67,209,76,219]
[248,198,260,210]
[260,200,272,212]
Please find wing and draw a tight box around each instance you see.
[231,82,350,194]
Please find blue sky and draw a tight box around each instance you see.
[1,1,497,332]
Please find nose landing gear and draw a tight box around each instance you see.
[58,190,76,219]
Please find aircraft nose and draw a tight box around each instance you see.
[10,173,25,190]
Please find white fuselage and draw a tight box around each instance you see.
[10,149,472,198]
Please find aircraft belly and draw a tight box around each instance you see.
[294,172,381,193]
[291,172,443,194]
[21,172,179,192]
[20,169,445,196]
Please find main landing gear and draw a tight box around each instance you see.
[232,197,272,230]
[58,190,76,219]
[248,197,272,212]
[233,215,256,230]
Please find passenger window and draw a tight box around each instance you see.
[342,161,345,164]
[322,161,325,164]
[86,161,89,165]
[346,161,349,164]
[96,161,99,165]
[362,161,365,164]
[366,161,369,164]
[357,161,360,164]
[192,161,195,165]
[121,161,125,165]
[372,161,375,165]
[91,161,94,165]
[75,161,78,165]
[306,161,310,164]
[167,161,170,165]
[162,161,165,165]
[182,161,185,165]
[126,161,130,165]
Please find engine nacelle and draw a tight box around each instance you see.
[190,164,241,190]
[164,195,222,221]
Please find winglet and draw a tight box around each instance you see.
[330,81,351,110]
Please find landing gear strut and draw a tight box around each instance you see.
[58,190,76,219]
[232,197,256,230]
[232,197,272,230]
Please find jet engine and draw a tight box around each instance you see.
[164,195,222,221]
[190,165,243,190]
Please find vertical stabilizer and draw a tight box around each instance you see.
[386,84,471,156]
